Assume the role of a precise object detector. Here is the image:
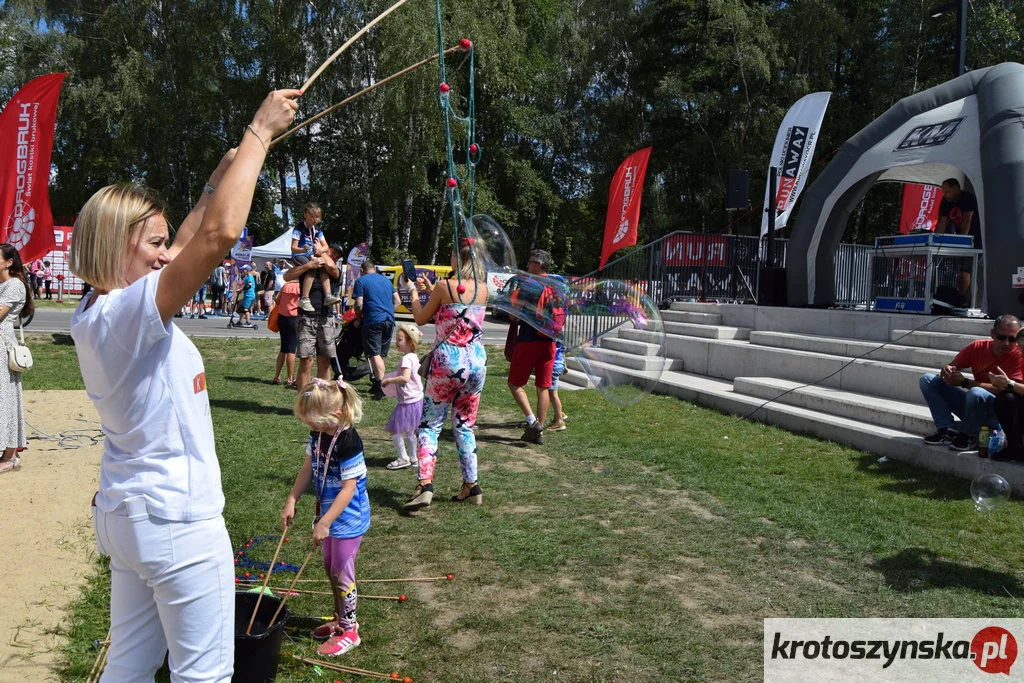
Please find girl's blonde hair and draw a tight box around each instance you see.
[294,378,363,432]
[69,184,167,291]
[395,322,422,350]
[455,237,488,282]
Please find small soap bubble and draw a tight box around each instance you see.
[971,473,1011,511]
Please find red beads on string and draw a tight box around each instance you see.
[460,38,472,50]
[456,284,466,295]
[446,178,458,188]
[469,143,479,154]
[439,83,451,93]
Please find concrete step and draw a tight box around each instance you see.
[601,336,664,357]
[556,367,593,390]
[660,309,723,325]
[663,335,932,404]
[566,348,682,374]
[894,329,978,353]
[574,361,1024,496]
[748,331,951,369]
[657,321,751,340]
[732,376,933,435]
[924,317,994,336]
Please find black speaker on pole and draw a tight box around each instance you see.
[760,267,788,307]
[725,170,749,210]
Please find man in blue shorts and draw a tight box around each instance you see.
[352,258,401,400]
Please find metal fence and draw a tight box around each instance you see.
[572,231,874,308]
[556,231,876,348]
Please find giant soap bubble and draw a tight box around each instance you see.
[462,213,517,272]
[971,473,1011,511]
[566,279,666,406]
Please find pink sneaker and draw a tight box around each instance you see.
[317,626,360,656]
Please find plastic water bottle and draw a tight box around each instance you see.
[978,426,990,458]
[989,426,1006,458]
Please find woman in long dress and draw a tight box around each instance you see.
[0,243,32,473]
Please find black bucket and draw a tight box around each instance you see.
[233,591,290,683]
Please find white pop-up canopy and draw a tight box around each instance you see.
[250,229,294,259]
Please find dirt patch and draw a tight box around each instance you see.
[0,391,102,682]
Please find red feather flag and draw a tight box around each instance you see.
[599,147,652,269]
[0,72,67,262]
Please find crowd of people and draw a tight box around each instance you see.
[23,85,571,678]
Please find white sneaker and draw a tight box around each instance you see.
[324,294,342,306]
[386,456,412,470]
[299,297,315,312]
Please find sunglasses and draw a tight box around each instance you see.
[994,334,1019,342]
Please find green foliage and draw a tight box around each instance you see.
[2,0,1021,272]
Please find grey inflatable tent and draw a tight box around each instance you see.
[787,62,1024,316]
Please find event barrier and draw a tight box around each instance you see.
[560,231,875,349]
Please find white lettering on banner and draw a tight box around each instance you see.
[913,185,939,230]
[7,103,38,250]
[614,165,637,243]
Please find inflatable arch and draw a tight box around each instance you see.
[787,62,1024,316]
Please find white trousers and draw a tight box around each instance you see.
[93,496,234,682]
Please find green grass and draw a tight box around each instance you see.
[25,334,1024,682]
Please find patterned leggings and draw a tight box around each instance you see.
[322,536,361,630]
[417,342,486,483]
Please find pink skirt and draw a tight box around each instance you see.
[386,399,423,435]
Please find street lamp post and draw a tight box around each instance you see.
[929,0,968,79]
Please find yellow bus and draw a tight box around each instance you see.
[377,265,453,314]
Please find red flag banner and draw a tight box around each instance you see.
[599,147,652,269]
[0,72,66,262]
[899,183,941,233]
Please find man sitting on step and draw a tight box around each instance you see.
[919,314,1023,452]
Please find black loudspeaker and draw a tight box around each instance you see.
[760,267,787,307]
[726,170,749,209]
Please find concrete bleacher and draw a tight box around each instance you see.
[562,301,1024,495]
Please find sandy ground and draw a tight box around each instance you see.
[0,391,103,683]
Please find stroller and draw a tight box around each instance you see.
[334,313,372,382]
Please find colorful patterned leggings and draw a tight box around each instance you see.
[417,342,487,483]
[322,535,362,630]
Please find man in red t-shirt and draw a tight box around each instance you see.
[919,315,1023,451]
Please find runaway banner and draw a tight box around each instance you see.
[599,147,652,269]
[0,72,66,262]
[760,92,830,238]
[899,183,942,233]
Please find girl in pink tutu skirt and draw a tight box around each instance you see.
[382,322,424,470]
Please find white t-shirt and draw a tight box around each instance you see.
[396,353,423,404]
[71,270,224,521]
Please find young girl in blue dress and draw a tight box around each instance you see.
[281,377,369,657]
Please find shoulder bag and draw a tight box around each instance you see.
[8,320,32,373]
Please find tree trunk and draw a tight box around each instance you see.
[364,188,374,249]
[400,187,413,253]
[431,202,445,264]
[278,166,290,226]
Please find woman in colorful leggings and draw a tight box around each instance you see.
[402,237,489,510]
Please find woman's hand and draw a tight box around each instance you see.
[249,89,303,143]
[312,520,331,548]
[416,276,434,293]
[990,366,1010,391]
[280,499,296,533]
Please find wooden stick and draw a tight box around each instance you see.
[293,654,400,680]
[267,548,317,629]
[246,532,289,635]
[271,45,463,148]
[264,585,408,601]
[358,575,453,583]
[85,628,110,683]
[300,0,414,93]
